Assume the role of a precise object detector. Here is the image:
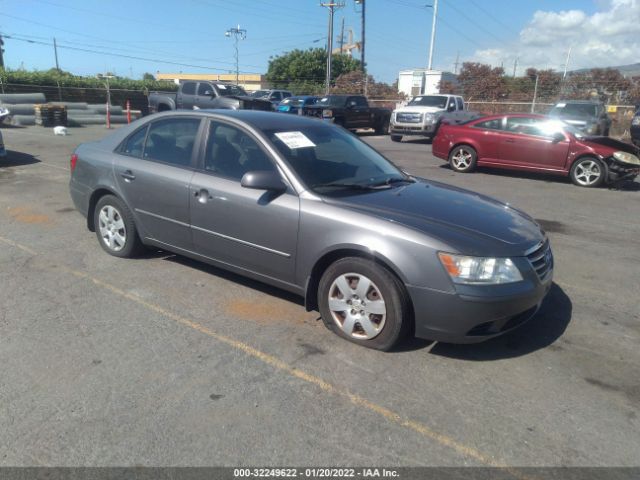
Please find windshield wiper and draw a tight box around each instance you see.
[368,176,416,187]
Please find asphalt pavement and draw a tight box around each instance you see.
[0,124,638,467]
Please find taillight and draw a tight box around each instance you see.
[70,153,78,172]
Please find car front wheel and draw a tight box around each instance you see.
[570,157,606,188]
[94,195,142,257]
[318,257,408,351]
[449,145,477,172]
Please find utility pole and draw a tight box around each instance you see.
[53,37,60,71]
[562,46,572,80]
[321,2,343,95]
[0,33,5,69]
[225,24,247,86]
[427,0,438,70]
[339,17,345,54]
[531,74,539,113]
[512,57,518,77]
[453,51,459,74]
[355,0,366,95]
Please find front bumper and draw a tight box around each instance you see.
[390,122,437,136]
[407,270,553,344]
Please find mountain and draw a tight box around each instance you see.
[571,63,640,78]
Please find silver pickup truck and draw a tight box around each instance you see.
[390,94,470,142]
[148,81,272,113]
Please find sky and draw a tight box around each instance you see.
[0,0,638,84]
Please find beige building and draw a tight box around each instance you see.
[155,72,268,92]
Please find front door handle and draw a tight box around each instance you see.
[505,139,516,143]
[194,188,213,204]
[121,170,136,181]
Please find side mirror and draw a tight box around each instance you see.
[241,171,287,193]
[447,104,456,112]
[551,132,565,143]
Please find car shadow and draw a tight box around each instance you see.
[429,283,572,360]
[157,252,305,307]
[0,150,41,167]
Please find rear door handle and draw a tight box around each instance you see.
[121,170,136,181]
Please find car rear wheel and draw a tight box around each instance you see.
[570,157,606,188]
[318,257,408,351]
[390,135,402,142]
[94,195,142,258]
[449,145,477,173]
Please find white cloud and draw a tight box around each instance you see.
[469,0,640,73]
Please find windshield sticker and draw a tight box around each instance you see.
[414,97,423,101]
[275,131,316,149]
[556,103,566,108]
[217,84,227,89]
[321,97,328,102]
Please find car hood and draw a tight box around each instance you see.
[324,179,544,255]
[395,105,445,114]
[577,136,640,156]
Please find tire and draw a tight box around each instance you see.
[448,145,477,173]
[390,135,402,142]
[375,117,390,135]
[318,257,409,351]
[570,156,606,188]
[93,195,143,258]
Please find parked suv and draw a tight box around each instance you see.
[249,89,293,109]
[548,100,611,136]
[390,94,471,142]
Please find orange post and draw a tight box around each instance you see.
[126,100,131,124]
[106,101,111,129]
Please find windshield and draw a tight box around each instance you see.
[281,97,302,106]
[249,90,270,98]
[317,96,347,107]
[550,103,597,118]
[408,96,448,108]
[264,125,408,193]
[215,84,247,97]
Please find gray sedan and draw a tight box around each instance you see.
[69,110,553,350]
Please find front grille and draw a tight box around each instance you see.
[526,239,553,281]
[396,112,422,123]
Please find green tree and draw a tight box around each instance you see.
[142,72,156,81]
[266,48,360,93]
[331,70,402,99]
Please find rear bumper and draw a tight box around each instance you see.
[407,274,553,344]
[69,178,90,220]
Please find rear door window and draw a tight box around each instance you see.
[143,117,201,167]
[456,97,464,110]
[118,125,148,157]
[472,118,504,131]
[181,82,197,95]
[197,83,213,96]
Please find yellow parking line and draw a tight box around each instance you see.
[0,234,521,470]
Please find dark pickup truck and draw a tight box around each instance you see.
[148,80,272,113]
[305,95,391,134]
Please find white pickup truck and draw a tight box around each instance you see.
[390,94,469,142]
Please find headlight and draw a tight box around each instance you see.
[438,253,523,285]
[613,151,640,166]
[322,109,333,117]
[424,113,435,123]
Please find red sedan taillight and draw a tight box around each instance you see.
[70,153,78,173]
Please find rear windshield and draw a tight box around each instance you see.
[215,84,247,97]
[550,103,597,117]
[408,96,448,108]
[317,97,347,107]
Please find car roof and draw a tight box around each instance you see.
[555,100,603,105]
[194,109,330,130]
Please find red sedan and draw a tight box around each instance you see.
[432,113,640,187]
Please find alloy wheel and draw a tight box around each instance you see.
[451,148,473,170]
[574,160,602,186]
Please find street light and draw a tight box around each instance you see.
[225,24,247,86]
